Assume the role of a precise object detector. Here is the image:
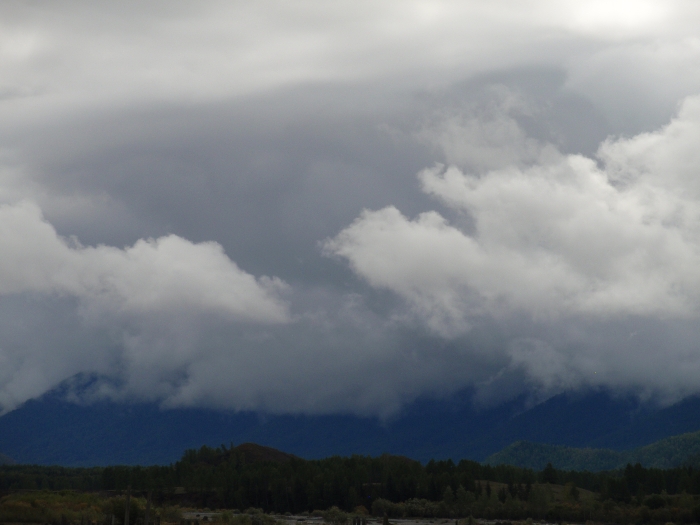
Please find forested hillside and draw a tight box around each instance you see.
[485,430,700,471]
[6,443,700,523]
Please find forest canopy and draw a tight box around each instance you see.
[5,443,700,523]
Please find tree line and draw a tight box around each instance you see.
[5,444,700,522]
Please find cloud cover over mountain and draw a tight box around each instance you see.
[2,1,700,417]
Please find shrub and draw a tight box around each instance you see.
[323,506,348,525]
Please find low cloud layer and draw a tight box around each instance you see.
[326,94,700,402]
[2,2,700,417]
[0,200,290,412]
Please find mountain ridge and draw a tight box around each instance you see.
[4,388,700,466]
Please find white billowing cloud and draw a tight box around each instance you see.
[6,1,700,417]
[0,198,291,413]
[0,200,289,322]
[327,94,700,339]
[325,206,486,335]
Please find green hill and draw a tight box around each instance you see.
[485,429,700,471]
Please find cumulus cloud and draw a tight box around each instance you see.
[0,200,289,322]
[0,191,500,417]
[6,2,700,417]
[0,198,290,412]
[326,93,700,399]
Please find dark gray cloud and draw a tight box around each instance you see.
[2,1,700,416]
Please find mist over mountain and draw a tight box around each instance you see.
[2,3,700,464]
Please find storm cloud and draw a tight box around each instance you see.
[2,1,700,416]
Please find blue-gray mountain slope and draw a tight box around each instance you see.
[3,388,700,466]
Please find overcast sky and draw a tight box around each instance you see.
[3,1,700,417]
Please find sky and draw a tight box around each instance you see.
[3,0,700,418]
